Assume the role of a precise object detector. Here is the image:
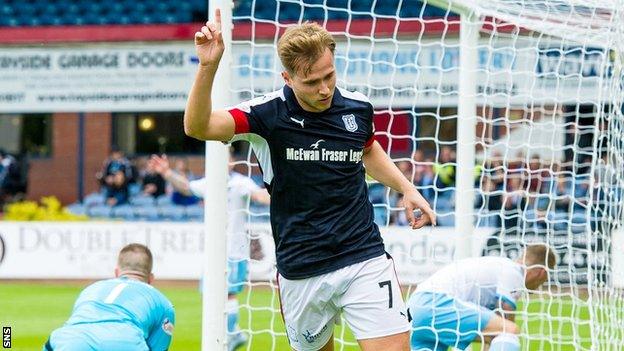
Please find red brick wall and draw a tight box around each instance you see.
[28,114,78,204]
[26,114,215,205]
[27,113,112,204]
[84,113,112,196]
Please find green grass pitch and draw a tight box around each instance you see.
[0,281,593,350]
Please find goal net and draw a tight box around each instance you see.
[212,0,624,350]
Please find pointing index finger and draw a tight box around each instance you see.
[215,8,222,30]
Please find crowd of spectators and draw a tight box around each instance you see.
[69,149,238,221]
[371,145,607,232]
[72,143,616,229]
[0,149,27,209]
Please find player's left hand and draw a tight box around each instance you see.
[402,189,436,229]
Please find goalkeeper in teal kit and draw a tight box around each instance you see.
[43,243,175,351]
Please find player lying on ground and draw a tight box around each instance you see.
[184,8,436,351]
[407,243,557,351]
[44,243,175,351]
[149,152,270,351]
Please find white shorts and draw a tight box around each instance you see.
[277,254,410,351]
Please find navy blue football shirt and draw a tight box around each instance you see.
[229,85,385,279]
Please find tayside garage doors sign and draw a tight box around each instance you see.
[0,44,197,113]
[0,40,611,113]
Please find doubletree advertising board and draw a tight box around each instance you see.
[0,222,609,285]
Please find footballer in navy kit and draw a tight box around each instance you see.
[185,9,436,351]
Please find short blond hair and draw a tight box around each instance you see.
[522,243,557,270]
[277,22,336,76]
[117,243,153,279]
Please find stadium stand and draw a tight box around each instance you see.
[0,0,451,27]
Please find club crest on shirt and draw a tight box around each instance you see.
[341,114,358,132]
[162,318,174,335]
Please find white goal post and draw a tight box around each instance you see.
[202,0,624,350]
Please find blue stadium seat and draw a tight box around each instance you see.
[550,211,569,232]
[373,206,388,226]
[62,15,86,26]
[159,204,186,221]
[423,4,449,17]
[39,3,59,16]
[303,7,326,20]
[128,183,141,197]
[374,0,400,16]
[254,0,277,20]
[66,203,87,216]
[130,195,155,206]
[127,13,145,24]
[475,212,500,228]
[327,9,348,20]
[1,5,14,17]
[192,0,207,13]
[37,14,54,26]
[122,3,146,16]
[326,0,349,9]
[82,13,104,25]
[153,13,177,24]
[437,213,455,227]
[63,2,80,14]
[400,0,424,18]
[176,1,192,14]
[80,2,104,14]
[434,197,453,214]
[278,2,301,22]
[234,1,252,18]
[23,17,42,26]
[111,204,135,220]
[522,209,540,232]
[84,192,106,207]
[88,205,112,218]
[156,194,173,206]
[153,2,170,13]
[108,2,124,14]
[350,0,373,13]
[13,2,36,16]
[368,183,387,204]
[138,14,154,24]
[185,205,204,222]
[0,16,19,26]
[148,12,164,23]
[174,11,193,23]
[134,205,160,221]
[570,210,587,234]
[106,14,131,25]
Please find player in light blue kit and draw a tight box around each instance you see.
[408,243,556,351]
[44,243,175,351]
[149,153,270,351]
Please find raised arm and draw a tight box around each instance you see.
[184,8,236,142]
[363,141,436,228]
[149,155,193,196]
